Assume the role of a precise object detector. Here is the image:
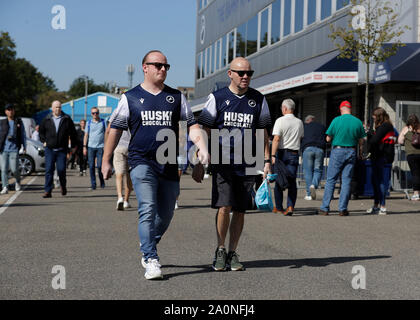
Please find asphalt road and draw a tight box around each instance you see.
[0,170,419,300]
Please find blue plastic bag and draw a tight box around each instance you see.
[255,178,274,212]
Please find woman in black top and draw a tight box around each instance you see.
[366,108,396,215]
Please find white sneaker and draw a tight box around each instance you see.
[1,187,8,195]
[15,183,21,191]
[204,174,209,179]
[123,201,131,209]
[141,255,161,269]
[366,207,380,214]
[310,185,316,200]
[379,207,387,215]
[174,201,179,210]
[144,258,163,280]
[116,197,124,210]
[304,195,312,201]
[411,194,419,201]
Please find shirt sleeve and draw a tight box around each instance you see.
[110,94,129,131]
[325,119,335,137]
[197,94,217,128]
[21,121,26,149]
[272,117,282,137]
[257,97,272,129]
[180,94,197,127]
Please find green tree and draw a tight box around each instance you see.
[329,0,410,125]
[68,76,110,99]
[0,31,56,117]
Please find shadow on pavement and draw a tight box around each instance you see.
[162,255,391,279]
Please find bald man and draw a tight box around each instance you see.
[102,50,209,280]
[198,57,272,272]
[39,100,78,198]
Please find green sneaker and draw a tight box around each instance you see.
[212,247,227,271]
[227,251,244,271]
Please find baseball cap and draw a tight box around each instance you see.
[339,101,352,109]
[5,103,14,110]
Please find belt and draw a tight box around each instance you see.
[281,149,299,154]
[333,146,355,149]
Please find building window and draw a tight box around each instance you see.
[271,0,281,44]
[260,7,269,49]
[321,0,332,20]
[197,52,202,80]
[336,0,349,10]
[307,0,317,25]
[236,21,246,58]
[247,14,258,56]
[205,46,211,76]
[215,39,221,71]
[228,30,235,63]
[221,34,227,68]
[295,0,304,33]
[283,0,292,37]
[210,43,215,74]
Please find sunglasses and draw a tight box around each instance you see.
[92,112,99,115]
[230,70,254,77]
[145,62,171,71]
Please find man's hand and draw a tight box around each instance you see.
[192,163,205,183]
[102,161,113,180]
[197,149,210,165]
[83,147,87,156]
[263,162,271,180]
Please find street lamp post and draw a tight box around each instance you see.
[83,75,88,120]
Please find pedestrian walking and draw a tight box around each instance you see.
[318,101,366,216]
[198,57,272,272]
[398,114,420,201]
[365,107,396,215]
[102,50,209,280]
[84,107,106,190]
[0,104,26,194]
[31,125,40,141]
[105,121,133,211]
[39,100,78,198]
[271,99,304,216]
[301,115,326,201]
[76,119,87,176]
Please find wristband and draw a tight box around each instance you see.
[264,159,271,164]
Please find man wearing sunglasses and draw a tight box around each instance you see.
[102,50,209,280]
[84,107,106,190]
[198,57,272,272]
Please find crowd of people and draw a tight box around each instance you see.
[1,52,419,281]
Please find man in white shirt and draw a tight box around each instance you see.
[271,99,304,216]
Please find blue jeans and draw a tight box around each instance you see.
[130,164,180,261]
[371,157,391,207]
[45,147,67,193]
[0,151,20,188]
[303,147,325,196]
[88,147,105,188]
[321,148,356,212]
[274,149,299,210]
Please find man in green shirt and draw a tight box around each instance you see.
[318,101,366,216]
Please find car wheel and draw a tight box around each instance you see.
[19,154,35,176]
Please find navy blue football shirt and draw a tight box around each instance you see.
[198,87,271,175]
[110,84,196,180]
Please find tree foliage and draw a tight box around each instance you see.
[68,76,110,99]
[329,0,410,124]
[0,32,57,117]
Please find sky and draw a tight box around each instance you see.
[0,0,198,92]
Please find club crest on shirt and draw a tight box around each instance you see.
[225,100,230,106]
[248,99,256,108]
[139,98,144,104]
[166,95,175,104]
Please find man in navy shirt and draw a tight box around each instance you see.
[198,57,272,272]
[102,50,209,280]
